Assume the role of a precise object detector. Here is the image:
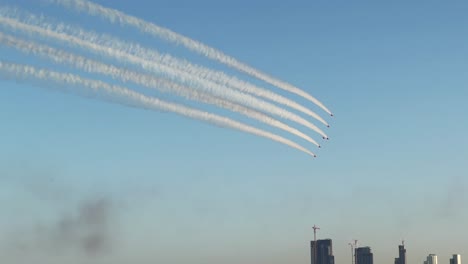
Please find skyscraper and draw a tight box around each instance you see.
[311,239,335,264]
[395,243,407,264]
[355,247,373,264]
[424,254,438,264]
[450,255,461,264]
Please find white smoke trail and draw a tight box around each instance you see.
[86,31,329,127]
[49,0,334,116]
[0,61,317,157]
[0,14,329,139]
[0,32,321,147]
[37,22,329,127]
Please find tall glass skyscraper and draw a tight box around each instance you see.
[310,239,335,264]
[394,243,407,264]
[355,247,373,264]
[424,254,438,264]
[450,254,461,264]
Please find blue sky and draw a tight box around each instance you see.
[1,0,467,264]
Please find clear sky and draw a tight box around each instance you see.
[1,0,467,264]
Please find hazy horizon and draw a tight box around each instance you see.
[1,0,467,263]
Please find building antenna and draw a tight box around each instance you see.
[313,225,320,264]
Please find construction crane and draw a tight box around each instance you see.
[348,242,354,264]
[313,225,320,264]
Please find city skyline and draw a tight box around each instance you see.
[311,237,461,264]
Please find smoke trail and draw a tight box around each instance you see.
[49,0,334,116]
[80,31,329,127]
[33,21,329,127]
[2,197,114,258]
[0,61,317,157]
[0,14,329,139]
[0,33,320,147]
[55,198,112,256]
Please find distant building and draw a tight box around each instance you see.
[424,254,438,264]
[394,243,407,264]
[310,239,335,264]
[356,247,373,264]
[450,255,461,264]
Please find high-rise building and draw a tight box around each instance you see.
[450,254,461,264]
[355,247,373,264]
[424,254,438,264]
[310,239,335,264]
[395,243,407,264]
